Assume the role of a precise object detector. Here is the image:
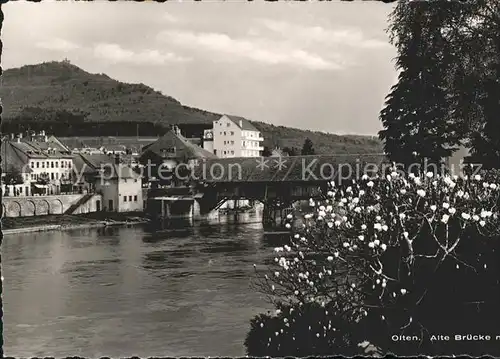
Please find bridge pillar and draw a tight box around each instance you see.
[262,201,293,231]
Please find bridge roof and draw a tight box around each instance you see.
[193,154,387,183]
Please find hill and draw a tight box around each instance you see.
[0,61,383,154]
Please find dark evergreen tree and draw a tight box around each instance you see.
[301,138,315,156]
[262,146,272,157]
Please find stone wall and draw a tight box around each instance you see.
[2,194,103,218]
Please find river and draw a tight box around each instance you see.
[2,213,287,357]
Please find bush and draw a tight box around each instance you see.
[245,302,362,357]
[248,167,500,356]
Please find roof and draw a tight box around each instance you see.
[223,114,260,132]
[74,153,138,179]
[1,141,33,173]
[104,144,127,152]
[141,129,217,160]
[192,154,387,183]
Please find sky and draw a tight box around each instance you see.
[2,1,398,136]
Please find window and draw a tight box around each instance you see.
[129,195,132,202]
[230,131,234,135]
[134,178,138,183]
[220,132,223,135]
[223,131,226,135]
[51,162,54,168]
[42,162,45,168]
[46,161,49,167]
[69,162,72,168]
[51,173,55,180]
[226,122,230,127]
[223,150,227,154]
[124,196,127,202]
[231,141,234,145]
[55,162,58,168]
[134,195,138,202]
[31,162,34,168]
[231,150,234,155]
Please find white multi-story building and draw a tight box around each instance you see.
[212,115,264,158]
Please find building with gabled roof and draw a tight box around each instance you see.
[212,114,264,158]
[73,152,143,212]
[1,133,75,196]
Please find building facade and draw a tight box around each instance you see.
[1,132,75,197]
[95,163,143,212]
[212,115,264,158]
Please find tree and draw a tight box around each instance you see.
[379,2,467,169]
[248,169,500,356]
[3,166,24,185]
[301,138,315,156]
[262,146,272,157]
[383,0,500,168]
[283,146,298,156]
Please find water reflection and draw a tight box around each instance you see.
[3,213,288,357]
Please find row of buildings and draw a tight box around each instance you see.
[1,114,265,214]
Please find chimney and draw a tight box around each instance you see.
[114,153,120,165]
[239,119,243,128]
[10,133,14,140]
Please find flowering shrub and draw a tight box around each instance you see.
[247,168,500,356]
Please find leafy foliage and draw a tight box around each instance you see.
[3,166,24,185]
[249,168,500,356]
[381,0,500,168]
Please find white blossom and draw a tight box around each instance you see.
[490,183,498,190]
[368,242,375,248]
[374,223,382,231]
[441,214,450,224]
[461,213,471,220]
[426,172,434,178]
[367,181,374,188]
[358,235,365,241]
[381,243,387,251]
[449,208,456,215]
[480,220,486,227]
[474,174,481,181]
[443,202,450,209]
[400,288,407,295]
[430,205,437,212]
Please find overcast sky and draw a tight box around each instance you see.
[3,1,397,136]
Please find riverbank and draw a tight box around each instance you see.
[2,212,150,235]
